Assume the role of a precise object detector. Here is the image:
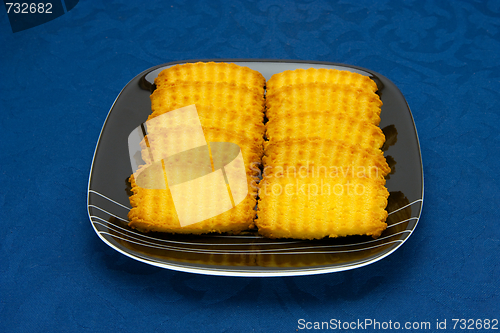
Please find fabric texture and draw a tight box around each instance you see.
[1,0,499,332]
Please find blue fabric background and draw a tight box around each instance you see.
[1,0,499,332]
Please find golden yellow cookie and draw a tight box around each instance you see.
[150,82,264,118]
[266,67,378,95]
[148,104,265,144]
[262,138,390,180]
[256,173,389,239]
[128,173,257,234]
[266,82,382,125]
[155,61,265,93]
[266,111,385,150]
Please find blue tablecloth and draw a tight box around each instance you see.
[1,1,499,332]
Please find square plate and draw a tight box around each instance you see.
[87,59,424,277]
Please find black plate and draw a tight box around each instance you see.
[87,60,424,277]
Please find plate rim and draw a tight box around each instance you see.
[87,58,424,277]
